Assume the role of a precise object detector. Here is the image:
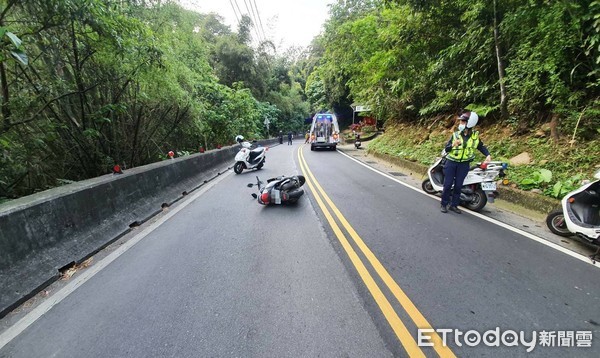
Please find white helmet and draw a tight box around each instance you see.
[235,135,244,143]
[459,111,479,128]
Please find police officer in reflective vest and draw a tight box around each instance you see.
[441,111,492,214]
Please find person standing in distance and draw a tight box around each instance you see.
[440,111,492,214]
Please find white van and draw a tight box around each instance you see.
[309,113,340,151]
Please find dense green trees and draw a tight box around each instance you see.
[2,0,598,200]
[0,0,310,199]
[309,0,599,135]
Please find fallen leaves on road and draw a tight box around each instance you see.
[60,257,94,280]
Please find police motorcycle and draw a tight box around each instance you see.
[421,152,508,212]
[421,111,507,212]
[546,169,600,261]
[233,135,266,174]
[247,175,306,205]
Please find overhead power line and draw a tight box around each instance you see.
[232,0,244,31]
[229,0,240,25]
[251,0,266,43]
[246,0,263,43]
[242,0,263,43]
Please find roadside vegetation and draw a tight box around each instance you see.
[0,0,311,200]
[1,0,598,203]
[305,0,599,200]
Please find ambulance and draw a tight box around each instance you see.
[309,113,340,151]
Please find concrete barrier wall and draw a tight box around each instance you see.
[0,139,279,317]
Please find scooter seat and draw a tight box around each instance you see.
[568,190,600,227]
[249,148,264,162]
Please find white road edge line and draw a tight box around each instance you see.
[0,170,233,349]
[337,150,598,268]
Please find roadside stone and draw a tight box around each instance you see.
[509,152,531,166]
[530,189,543,194]
[539,160,548,166]
[540,123,552,133]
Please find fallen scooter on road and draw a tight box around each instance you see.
[247,175,305,205]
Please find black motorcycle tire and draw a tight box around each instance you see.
[257,161,264,170]
[234,162,244,174]
[421,179,437,195]
[464,187,487,212]
[546,208,571,237]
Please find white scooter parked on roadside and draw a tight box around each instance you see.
[421,151,508,212]
[233,135,266,174]
[546,169,600,261]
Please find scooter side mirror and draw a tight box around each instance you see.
[247,183,254,188]
[251,193,258,199]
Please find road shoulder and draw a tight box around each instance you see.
[337,143,596,258]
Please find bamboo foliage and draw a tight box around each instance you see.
[310,0,599,131]
[0,0,310,199]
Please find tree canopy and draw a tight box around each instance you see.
[308,0,599,136]
[0,0,310,199]
[2,0,598,200]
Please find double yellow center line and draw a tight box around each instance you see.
[297,146,456,358]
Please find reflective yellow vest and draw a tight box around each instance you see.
[447,130,480,162]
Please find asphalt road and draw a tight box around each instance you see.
[0,142,598,357]
[300,145,600,357]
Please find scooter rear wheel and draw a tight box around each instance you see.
[421,179,437,195]
[546,209,571,237]
[464,188,487,212]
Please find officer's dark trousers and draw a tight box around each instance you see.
[441,159,470,208]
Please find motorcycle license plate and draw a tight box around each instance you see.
[272,189,281,204]
[481,182,496,191]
